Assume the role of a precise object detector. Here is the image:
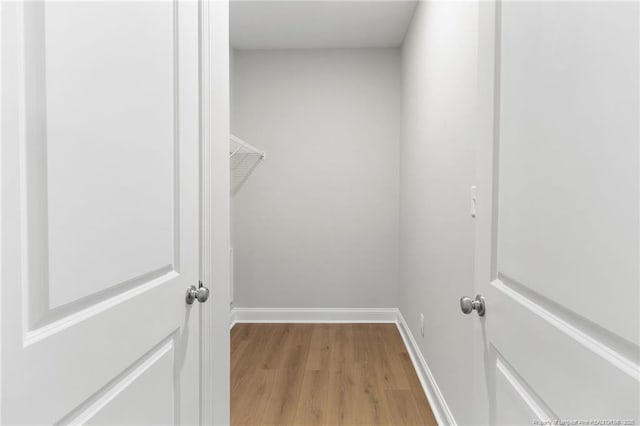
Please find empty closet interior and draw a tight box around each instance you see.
[228,2,484,420]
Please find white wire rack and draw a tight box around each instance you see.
[230,134,265,195]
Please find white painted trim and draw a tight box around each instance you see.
[0,3,4,423]
[495,357,554,421]
[396,311,456,426]
[230,307,398,328]
[200,1,231,425]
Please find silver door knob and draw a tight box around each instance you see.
[186,283,210,304]
[460,294,486,316]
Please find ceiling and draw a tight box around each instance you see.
[230,0,418,50]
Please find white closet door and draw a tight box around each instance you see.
[476,1,639,424]
[1,1,201,424]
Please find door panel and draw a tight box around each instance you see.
[497,1,639,346]
[478,1,640,424]
[1,1,200,424]
[23,0,177,321]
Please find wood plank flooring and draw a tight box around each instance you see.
[231,323,438,425]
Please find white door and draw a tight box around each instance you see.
[475,1,640,424]
[1,1,201,424]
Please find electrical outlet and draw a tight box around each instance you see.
[420,313,425,337]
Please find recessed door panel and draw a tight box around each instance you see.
[44,1,177,310]
[497,0,639,346]
[21,2,178,322]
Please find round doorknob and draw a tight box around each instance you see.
[186,284,210,304]
[460,294,486,316]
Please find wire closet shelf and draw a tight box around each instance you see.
[230,134,265,195]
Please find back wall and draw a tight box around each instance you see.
[231,48,400,308]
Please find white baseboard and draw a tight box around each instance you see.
[396,311,456,425]
[230,307,398,328]
[228,307,454,425]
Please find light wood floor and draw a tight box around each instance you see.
[231,323,438,425]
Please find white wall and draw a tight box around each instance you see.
[400,2,479,424]
[231,48,401,308]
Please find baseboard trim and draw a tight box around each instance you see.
[230,307,398,328]
[396,311,456,425]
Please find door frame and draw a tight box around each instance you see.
[200,1,231,425]
[472,0,499,423]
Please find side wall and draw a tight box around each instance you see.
[231,48,401,309]
[400,2,479,424]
